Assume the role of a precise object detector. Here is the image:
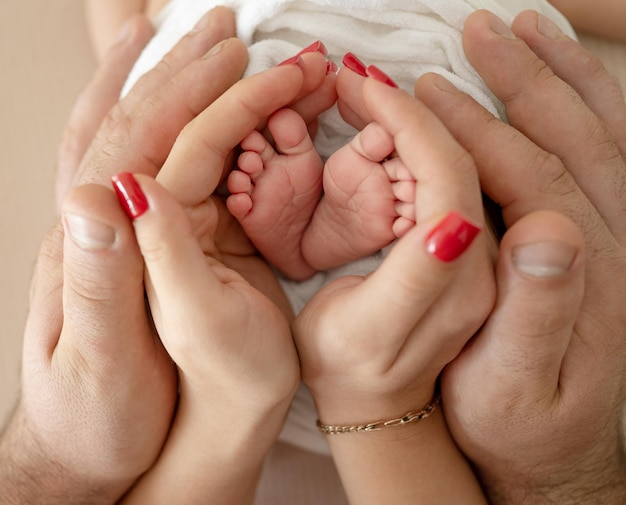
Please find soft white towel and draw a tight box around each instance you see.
[123,0,575,456]
[124,0,574,158]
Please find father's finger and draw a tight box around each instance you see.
[75,37,248,188]
[462,10,626,240]
[56,15,154,211]
[119,6,237,111]
[511,10,626,156]
[414,72,615,254]
[443,211,585,409]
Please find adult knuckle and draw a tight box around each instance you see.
[502,58,555,107]
[66,266,116,305]
[584,118,622,165]
[152,54,176,80]
[529,57,557,86]
[450,148,477,179]
[582,50,611,87]
[532,150,573,197]
[102,107,132,151]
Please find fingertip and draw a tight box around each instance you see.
[112,172,150,220]
[336,66,370,129]
[499,211,585,281]
[511,9,573,42]
[205,6,237,38]
[462,10,519,73]
[464,9,516,42]
[369,210,483,309]
[112,173,210,275]
[127,14,156,47]
[111,172,187,230]
[104,14,155,65]
[425,211,482,263]
[414,72,462,106]
[62,184,134,251]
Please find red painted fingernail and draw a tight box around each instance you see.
[342,52,368,77]
[298,40,328,57]
[326,60,338,75]
[366,65,398,88]
[111,172,149,220]
[277,54,305,68]
[425,212,481,262]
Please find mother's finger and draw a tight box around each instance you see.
[342,80,486,352]
[56,15,154,211]
[462,10,626,240]
[158,54,327,206]
[111,172,228,369]
[336,66,370,130]
[363,80,483,224]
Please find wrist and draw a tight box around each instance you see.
[311,378,438,432]
[325,408,487,504]
[480,445,626,505]
[123,391,293,504]
[0,404,128,505]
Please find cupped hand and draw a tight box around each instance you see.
[110,54,332,504]
[6,8,247,503]
[415,10,626,502]
[292,77,494,504]
[296,70,495,421]
[122,56,331,406]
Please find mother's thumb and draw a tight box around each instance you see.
[111,173,223,360]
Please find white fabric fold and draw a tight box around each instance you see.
[125,0,574,160]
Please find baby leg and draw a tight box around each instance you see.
[227,108,323,281]
[302,122,416,271]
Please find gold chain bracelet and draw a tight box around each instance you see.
[316,394,441,435]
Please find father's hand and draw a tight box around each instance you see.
[416,10,626,504]
[0,8,247,504]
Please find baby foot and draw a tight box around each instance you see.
[226,108,323,281]
[302,121,416,271]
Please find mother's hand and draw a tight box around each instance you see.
[108,51,331,504]
[416,10,626,503]
[293,76,494,504]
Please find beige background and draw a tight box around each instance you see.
[0,1,96,426]
[1,3,625,428]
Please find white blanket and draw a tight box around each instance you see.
[123,0,575,456]
[125,0,573,158]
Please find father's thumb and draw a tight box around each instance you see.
[445,210,585,407]
[57,183,150,368]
